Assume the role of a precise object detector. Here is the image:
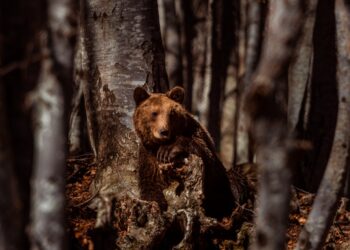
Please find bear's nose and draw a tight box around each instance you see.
[159,129,169,138]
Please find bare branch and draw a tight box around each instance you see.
[296,1,350,249]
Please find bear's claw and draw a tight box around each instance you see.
[157,144,188,163]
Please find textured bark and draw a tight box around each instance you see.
[0,85,21,250]
[244,0,305,249]
[79,0,169,246]
[68,78,84,154]
[296,1,350,249]
[69,17,90,155]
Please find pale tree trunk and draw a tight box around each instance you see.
[194,0,213,127]
[288,0,318,133]
[30,35,66,250]
[30,0,76,249]
[244,0,305,249]
[296,1,350,249]
[193,0,210,126]
[79,0,169,247]
[233,0,265,166]
[0,84,21,250]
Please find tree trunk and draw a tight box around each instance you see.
[193,0,211,126]
[30,0,76,248]
[161,0,183,88]
[79,0,169,246]
[208,0,235,151]
[233,0,265,166]
[288,0,318,133]
[178,0,194,111]
[244,0,305,249]
[296,1,350,249]
[299,0,338,192]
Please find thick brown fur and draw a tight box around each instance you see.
[133,86,235,219]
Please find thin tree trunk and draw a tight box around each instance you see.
[178,0,194,111]
[208,0,234,150]
[296,1,350,249]
[30,34,67,250]
[30,0,76,248]
[233,0,265,166]
[207,0,223,150]
[194,0,211,126]
[162,0,183,88]
[301,0,338,192]
[244,0,305,249]
[288,0,318,132]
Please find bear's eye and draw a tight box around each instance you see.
[151,111,158,118]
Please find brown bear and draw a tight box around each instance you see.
[133,86,236,219]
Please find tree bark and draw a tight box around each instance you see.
[244,1,305,249]
[296,1,350,249]
[79,0,169,246]
[30,0,76,248]
[30,34,67,250]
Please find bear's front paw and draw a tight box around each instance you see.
[157,144,188,163]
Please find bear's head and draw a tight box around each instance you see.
[133,86,187,148]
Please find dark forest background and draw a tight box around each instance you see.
[0,0,349,249]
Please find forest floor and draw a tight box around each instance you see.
[65,155,350,250]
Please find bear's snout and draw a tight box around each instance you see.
[159,129,169,138]
[153,128,170,141]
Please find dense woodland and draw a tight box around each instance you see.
[0,0,350,249]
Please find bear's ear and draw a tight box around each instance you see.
[167,86,184,104]
[134,87,150,106]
